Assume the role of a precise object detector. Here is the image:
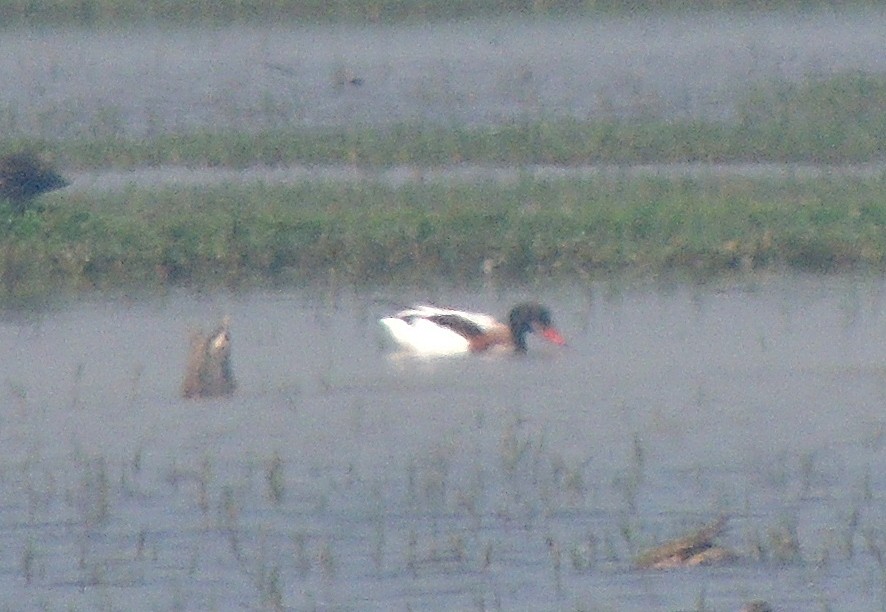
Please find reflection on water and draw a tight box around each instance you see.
[0,274,883,609]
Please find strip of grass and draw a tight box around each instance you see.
[2,175,884,298]
[1,1,877,27]
[8,72,884,169]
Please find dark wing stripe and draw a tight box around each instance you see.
[426,314,484,338]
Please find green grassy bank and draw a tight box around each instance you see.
[2,175,884,298]
[2,72,884,299]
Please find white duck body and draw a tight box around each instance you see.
[379,305,503,356]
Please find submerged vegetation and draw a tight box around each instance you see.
[1,175,884,297]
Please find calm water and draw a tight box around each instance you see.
[3,11,886,610]
[2,9,886,139]
[63,161,886,195]
[0,274,884,610]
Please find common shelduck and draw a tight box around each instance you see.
[379,302,566,356]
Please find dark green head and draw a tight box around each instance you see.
[507,303,566,352]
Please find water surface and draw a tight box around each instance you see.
[64,161,886,194]
[0,275,884,609]
[3,9,885,139]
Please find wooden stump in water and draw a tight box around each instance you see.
[181,317,236,399]
[635,517,737,569]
